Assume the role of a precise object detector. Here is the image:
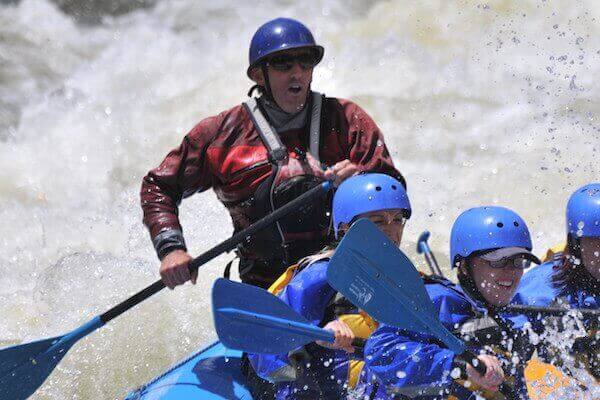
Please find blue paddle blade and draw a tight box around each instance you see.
[327,219,465,355]
[212,279,334,354]
[0,316,103,400]
[0,337,71,400]
[0,336,61,377]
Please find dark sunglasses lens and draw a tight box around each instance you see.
[269,53,316,71]
[489,257,529,269]
[269,57,293,71]
[512,258,530,269]
[297,53,317,68]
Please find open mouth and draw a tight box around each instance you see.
[495,280,514,288]
[288,84,302,94]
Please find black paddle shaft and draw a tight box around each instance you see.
[504,304,600,318]
[99,181,331,324]
[458,349,487,376]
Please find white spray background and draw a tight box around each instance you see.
[0,0,598,398]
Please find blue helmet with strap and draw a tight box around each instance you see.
[247,18,324,77]
[566,183,600,238]
[332,173,410,239]
[450,206,533,268]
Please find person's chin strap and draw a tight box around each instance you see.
[247,63,285,105]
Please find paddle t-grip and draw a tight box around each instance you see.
[351,337,366,349]
[459,349,487,376]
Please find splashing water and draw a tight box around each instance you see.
[1,0,599,398]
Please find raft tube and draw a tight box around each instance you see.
[124,341,253,399]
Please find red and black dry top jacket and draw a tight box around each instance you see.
[140,96,404,281]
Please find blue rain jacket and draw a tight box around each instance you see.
[248,259,351,399]
[357,279,530,400]
[514,259,599,312]
[513,259,599,362]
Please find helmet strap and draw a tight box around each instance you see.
[458,258,489,306]
[261,64,276,102]
[247,84,262,97]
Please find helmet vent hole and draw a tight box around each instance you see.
[391,185,397,190]
[497,222,504,228]
[514,221,519,227]
[375,186,382,191]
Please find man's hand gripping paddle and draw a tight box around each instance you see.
[212,278,364,355]
[0,181,331,400]
[326,219,506,386]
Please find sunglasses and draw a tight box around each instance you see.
[482,256,531,270]
[267,52,318,71]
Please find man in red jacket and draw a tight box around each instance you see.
[141,17,405,290]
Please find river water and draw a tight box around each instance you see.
[0,0,598,398]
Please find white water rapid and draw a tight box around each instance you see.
[1,0,598,398]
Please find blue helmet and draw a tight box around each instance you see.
[332,174,410,239]
[566,183,600,238]
[450,206,534,267]
[247,18,324,77]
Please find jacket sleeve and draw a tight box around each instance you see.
[249,260,336,382]
[140,117,219,259]
[364,324,456,395]
[342,101,406,188]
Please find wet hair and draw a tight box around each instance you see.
[551,234,600,297]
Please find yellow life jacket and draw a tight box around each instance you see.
[266,257,378,389]
[542,242,566,263]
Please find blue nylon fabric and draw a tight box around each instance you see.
[358,281,529,400]
[248,259,350,399]
[513,259,600,331]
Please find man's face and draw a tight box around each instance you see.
[250,49,315,113]
[580,236,600,281]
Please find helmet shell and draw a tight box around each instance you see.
[247,18,324,77]
[450,206,533,267]
[332,174,410,239]
[566,183,600,238]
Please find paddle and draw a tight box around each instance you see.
[416,230,600,319]
[417,230,444,277]
[327,219,493,376]
[212,278,364,355]
[0,181,331,400]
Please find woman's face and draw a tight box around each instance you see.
[341,209,406,246]
[467,257,525,306]
[580,237,600,281]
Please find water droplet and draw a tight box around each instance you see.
[451,367,462,379]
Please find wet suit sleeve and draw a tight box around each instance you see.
[249,260,336,382]
[342,101,406,188]
[140,117,218,259]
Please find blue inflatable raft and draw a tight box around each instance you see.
[124,341,253,399]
